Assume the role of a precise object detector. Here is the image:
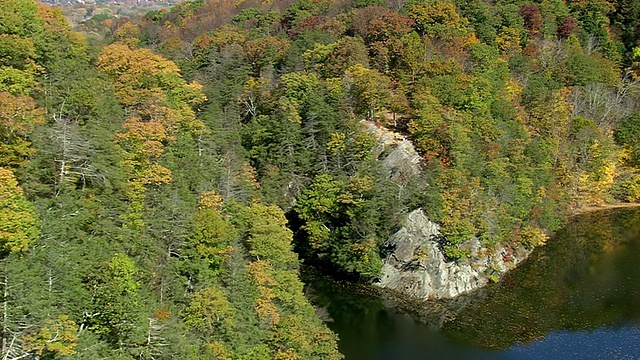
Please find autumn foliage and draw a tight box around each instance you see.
[1,0,640,358]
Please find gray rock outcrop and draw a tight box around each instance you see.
[361,120,422,183]
[362,120,532,300]
[375,209,531,299]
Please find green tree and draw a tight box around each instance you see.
[616,111,640,167]
[182,191,235,281]
[344,64,393,120]
[184,286,235,334]
[83,254,142,346]
[245,203,298,270]
[409,1,469,40]
[295,174,383,278]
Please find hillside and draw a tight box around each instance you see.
[1,0,640,358]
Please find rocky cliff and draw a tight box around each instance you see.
[374,209,531,299]
[364,120,531,300]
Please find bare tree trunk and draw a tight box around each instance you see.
[55,100,69,186]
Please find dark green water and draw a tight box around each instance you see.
[310,208,640,359]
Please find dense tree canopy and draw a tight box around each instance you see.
[1,0,640,357]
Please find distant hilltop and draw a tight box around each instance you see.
[37,0,183,24]
[38,0,180,6]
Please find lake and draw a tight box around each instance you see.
[309,208,640,359]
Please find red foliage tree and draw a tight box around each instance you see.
[353,6,414,44]
[519,4,543,37]
[287,15,327,38]
[557,17,578,39]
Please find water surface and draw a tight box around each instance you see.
[310,208,640,359]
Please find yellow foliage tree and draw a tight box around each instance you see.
[0,92,45,167]
[98,43,207,227]
[22,315,78,358]
[0,167,39,253]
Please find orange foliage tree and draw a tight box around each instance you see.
[98,43,206,228]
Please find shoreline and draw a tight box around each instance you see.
[305,203,640,329]
[570,202,640,217]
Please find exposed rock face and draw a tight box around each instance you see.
[375,209,531,299]
[361,120,422,183]
[362,120,532,300]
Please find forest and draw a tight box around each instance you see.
[1,0,640,357]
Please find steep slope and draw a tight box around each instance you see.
[0,1,342,358]
[3,0,640,358]
[118,0,640,289]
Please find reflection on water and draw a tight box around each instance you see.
[446,209,640,349]
[309,208,640,359]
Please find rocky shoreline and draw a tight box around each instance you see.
[364,119,639,301]
[374,209,532,300]
[364,120,531,300]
